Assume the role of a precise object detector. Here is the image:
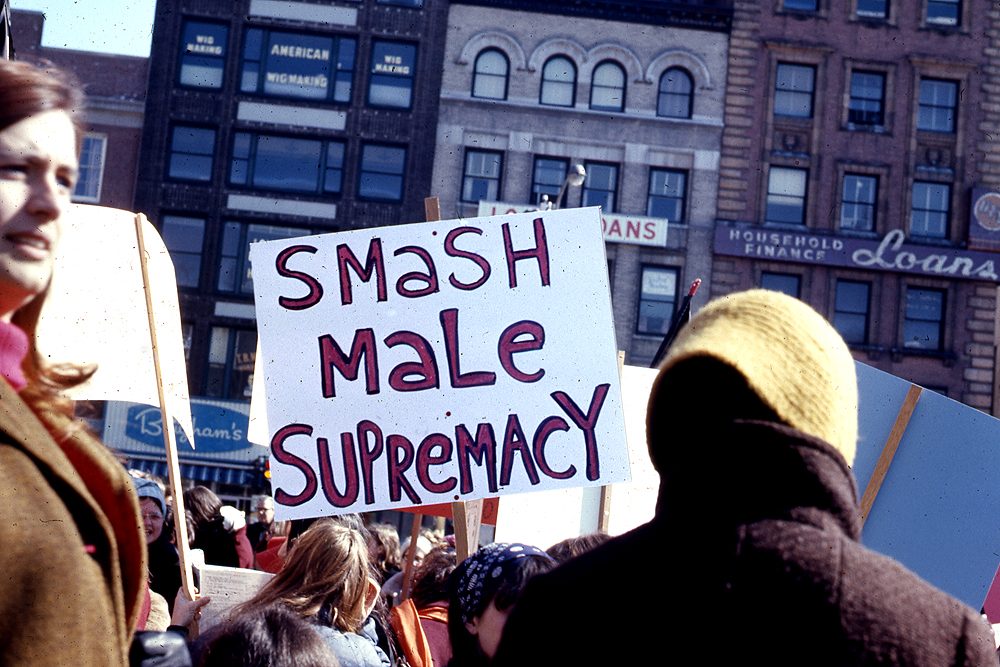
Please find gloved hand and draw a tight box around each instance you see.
[129,630,192,667]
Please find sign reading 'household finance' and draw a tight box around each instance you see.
[249,207,629,520]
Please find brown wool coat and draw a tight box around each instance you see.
[0,380,146,666]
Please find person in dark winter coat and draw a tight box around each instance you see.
[494,289,998,667]
[134,475,182,611]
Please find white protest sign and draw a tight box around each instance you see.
[250,207,629,520]
[192,558,273,631]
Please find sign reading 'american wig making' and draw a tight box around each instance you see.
[715,222,1000,282]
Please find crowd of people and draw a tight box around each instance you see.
[2,58,1000,666]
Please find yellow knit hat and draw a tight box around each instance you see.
[648,289,858,465]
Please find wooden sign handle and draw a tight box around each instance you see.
[859,384,922,524]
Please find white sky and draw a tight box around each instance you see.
[11,0,157,57]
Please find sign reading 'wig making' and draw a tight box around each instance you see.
[249,208,629,520]
[715,222,1000,281]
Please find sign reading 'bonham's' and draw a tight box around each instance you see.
[249,208,629,520]
[715,222,1000,282]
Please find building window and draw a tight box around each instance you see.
[784,0,818,10]
[848,70,885,127]
[760,272,801,298]
[368,41,417,109]
[657,68,692,118]
[218,222,305,295]
[206,327,257,400]
[376,0,423,6]
[774,63,815,119]
[230,132,344,194]
[647,168,687,223]
[241,28,355,103]
[461,149,503,203]
[359,144,406,201]
[179,20,228,88]
[72,134,106,203]
[917,78,958,133]
[540,56,576,107]
[168,126,215,182]
[590,61,625,112]
[531,156,568,207]
[581,162,618,212]
[161,215,205,288]
[910,181,950,238]
[903,287,944,351]
[857,0,888,18]
[834,280,871,344]
[765,167,808,225]
[637,266,678,335]
[841,173,878,232]
[926,0,960,26]
[472,49,508,100]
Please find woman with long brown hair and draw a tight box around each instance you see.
[0,59,145,665]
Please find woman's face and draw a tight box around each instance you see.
[465,599,510,660]
[0,110,77,321]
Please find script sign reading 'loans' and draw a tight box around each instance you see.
[249,207,629,520]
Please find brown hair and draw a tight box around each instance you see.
[183,486,223,530]
[367,522,401,582]
[1,60,90,440]
[235,520,372,633]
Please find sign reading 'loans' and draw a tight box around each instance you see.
[250,207,629,519]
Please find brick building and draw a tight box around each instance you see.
[134,0,448,401]
[712,0,1000,409]
[430,0,733,365]
[13,9,147,210]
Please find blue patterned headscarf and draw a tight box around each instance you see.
[451,542,553,624]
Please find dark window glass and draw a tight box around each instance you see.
[229,132,345,194]
[540,56,576,107]
[848,70,885,127]
[206,328,257,399]
[241,28,355,103]
[918,78,958,133]
[657,68,692,118]
[218,222,305,294]
[531,157,568,207]
[761,272,801,297]
[784,0,819,10]
[462,150,503,203]
[834,280,871,344]
[774,63,815,118]
[473,49,508,100]
[72,134,106,202]
[857,0,888,18]
[926,0,960,26]
[359,144,406,201]
[647,168,687,223]
[637,266,678,335]
[169,126,215,181]
[180,21,228,88]
[376,0,423,6]
[368,41,417,109]
[582,162,618,212]
[841,173,878,231]
[910,181,950,238]
[590,61,625,112]
[903,287,944,350]
[161,215,205,288]
[765,167,808,225]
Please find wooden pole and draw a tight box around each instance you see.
[134,214,196,599]
[423,195,484,561]
[597,351,626,533]
[859,384,922,524]
[400,514,423,600]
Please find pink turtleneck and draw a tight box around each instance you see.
[0,320,29,391]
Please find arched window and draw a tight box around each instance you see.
[540,56,576,107]
[657,67,693,118]
[590,60,625,112]
[472,49,509,100]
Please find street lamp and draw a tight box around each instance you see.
[542,163,586,210]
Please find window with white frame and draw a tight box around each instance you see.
[857,0,888,18]
[848,70,885,127]
[368,41,417,109]
[647,168,687,223]
[472,49,508,100]
[774,63,815,119]
[590,61,625,112]
[637,266,678,335]
[910,181,950,238]
[765,167,808,225]
[531,156,568,207]
[206,327,257,399]
[161,215,205,288]
[657,67,692,118]
[760,272,801,298]
[540,56,576,107]
[72,134,106,203]
[840,173,878,232]
[834,280,871,344]
[179,20,228,89]
[903,287,945,351]
[917,78,958,133]
[462,149,503,203]
[926,0,960,26]
[168,126,215,182]
[581,162,618,212]
[359,144,406,201]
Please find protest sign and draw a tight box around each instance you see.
[250,207,629,520]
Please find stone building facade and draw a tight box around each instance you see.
[431,0,732,365]
[713,0,999,409]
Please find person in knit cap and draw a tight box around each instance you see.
[493,289,997,666]
[134,475,182,612]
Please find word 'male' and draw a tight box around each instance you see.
[256,213,619,512]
